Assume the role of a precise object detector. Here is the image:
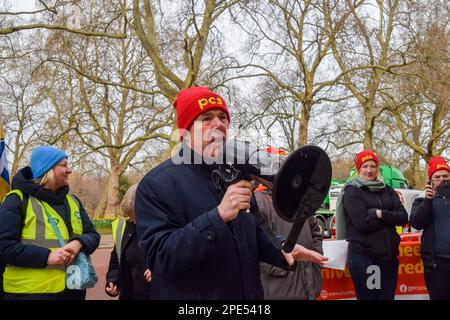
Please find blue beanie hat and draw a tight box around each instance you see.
[30,146,68,179]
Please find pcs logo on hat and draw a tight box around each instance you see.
[361,155,373,163]
[197,96,223,110]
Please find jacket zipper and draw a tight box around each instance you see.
[376,193,391,260]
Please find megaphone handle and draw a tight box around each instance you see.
[282,218,306,253]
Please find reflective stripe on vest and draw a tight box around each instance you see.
[66,194,84,237]
[3,189,84,294]
[111,218,126,265]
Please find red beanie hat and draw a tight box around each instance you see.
[355,150,379,172]
[173,87,230,133]
[428,156,450,179]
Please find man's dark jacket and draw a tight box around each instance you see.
[135,152,289,300]
[410,197,450,267]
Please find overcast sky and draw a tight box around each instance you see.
[10,0,35,11]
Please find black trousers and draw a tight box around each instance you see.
[425,261,450,300]
[348,254,399,300]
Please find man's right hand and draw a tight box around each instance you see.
[218,180,252,223]
[424,183,435,199]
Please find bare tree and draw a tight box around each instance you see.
[131,0,246,150]
[132,0,242,98]
[1,0,246,218]
[378,2,450,186]
[328,0,413,149]
[0,38,50,175]
[38,8,171,218]
[231,0,365,147]
[0,0,125,38]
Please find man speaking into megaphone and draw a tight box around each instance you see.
[135,87,328,300]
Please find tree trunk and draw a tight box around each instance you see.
[10,128,23,178]
[363,130,373,150]
[411,116,423,188]
[94,189,107,219]
[297,101,311,147]
[407,152,423,189]
[168,117,180,153]
[10,153,20,179]
[103,166,121,219]
[363,105,374,149]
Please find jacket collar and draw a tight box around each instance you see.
[11,167,69,205]
[174,143,220,179]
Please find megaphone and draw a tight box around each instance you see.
[212,139,332,253]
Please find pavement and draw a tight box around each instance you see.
[98,233,114,249]
[86,233,118,300]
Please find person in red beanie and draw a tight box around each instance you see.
[172,86,230,162]
[410,156,450,299]
[134,87,327,300]
[354,150,380,180]
[426,156,450,198]
[339,150,408,300]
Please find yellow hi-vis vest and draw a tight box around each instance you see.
[3,189,84,294]
[111,218,126,266]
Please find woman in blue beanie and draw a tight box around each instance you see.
[0,146,100,300]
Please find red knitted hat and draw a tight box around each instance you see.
[428,156,450,179]
[355,150,379,172]
[173,87,230,134]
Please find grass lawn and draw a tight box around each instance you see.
[92,219,113,234]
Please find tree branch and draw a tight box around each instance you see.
[0,24,126,38]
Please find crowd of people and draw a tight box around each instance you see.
[0,86,448,300]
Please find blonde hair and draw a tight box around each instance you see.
[377,171,384,182]
[32,169,56,189]
[120,184,139,221]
